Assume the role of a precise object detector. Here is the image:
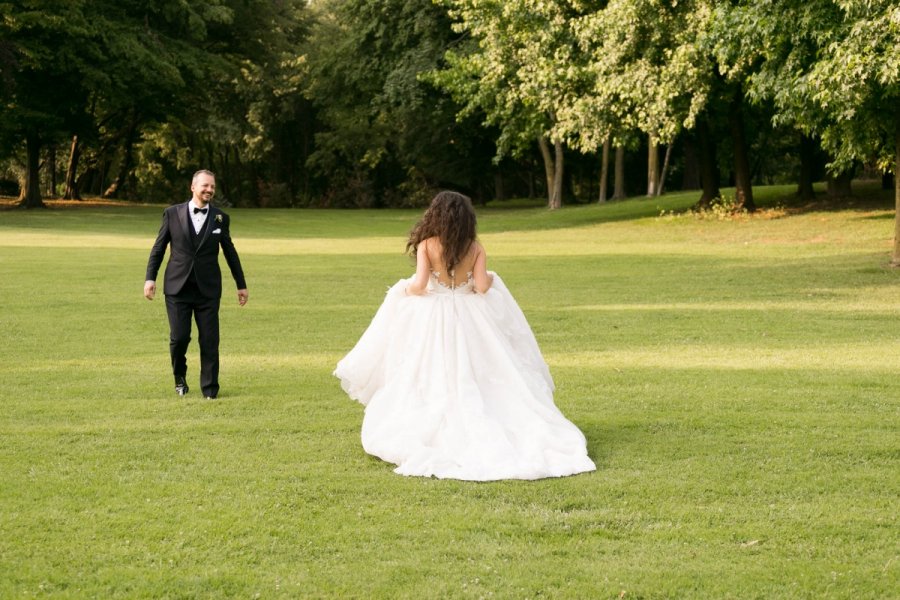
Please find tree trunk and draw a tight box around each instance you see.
[882,172,894,191]
[550,139,564,209]
[48,144,57,198]
[598,137,610,203]
[729,88,756,212]
[494,170,505,201]
[647,137,659,197]
[798,133,816,202]
[538,136,555,206]
[63,135,81,200]
[85,162,101,196]
[892,126,900,266]
[681,135,700,190]
[538,137,564,209]
[105,116,139,199]
[827,170,853,197]
[613,146,626,200]
[697,117,720,207]
[92,158,108,196]
[656,143,673,196]
[18,133,45,209]
[76,169,95,198]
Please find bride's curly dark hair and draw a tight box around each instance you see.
[406,191,477,273]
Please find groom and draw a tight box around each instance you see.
[144,169,248,399]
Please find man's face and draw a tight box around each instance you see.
[191,174,216,206]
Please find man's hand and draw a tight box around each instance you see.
[144,280,156,300]
[237,289,249,306]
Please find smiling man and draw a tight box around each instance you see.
[144,169,249,399]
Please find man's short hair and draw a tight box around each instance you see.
[192,169,216,183]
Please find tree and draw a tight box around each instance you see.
[566,0,714,204]
[713,0,900,255]
[806,1,900,261]
[0,1,106,208]
[1,1,314,207]
[304,0,500,206]
[0,1,243,206]
[101,0,311,205]
[432,0,588,209]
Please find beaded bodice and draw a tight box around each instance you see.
[428,270,474,293]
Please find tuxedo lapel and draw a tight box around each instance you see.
[178,201,192,241]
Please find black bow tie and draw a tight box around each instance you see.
[193,207,208,215]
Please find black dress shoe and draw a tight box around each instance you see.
[175,377,189,396]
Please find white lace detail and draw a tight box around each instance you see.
[430,270,474,290]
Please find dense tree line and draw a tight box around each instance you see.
[1,0,313,208]
[1,1,897,251]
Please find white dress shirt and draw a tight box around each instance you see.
[189,200,209,234]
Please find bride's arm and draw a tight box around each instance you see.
[472,242,493,293]
[405,239,431,295]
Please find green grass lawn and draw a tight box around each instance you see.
[1,184,897,598]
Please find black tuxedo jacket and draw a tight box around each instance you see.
[145,202,246,298]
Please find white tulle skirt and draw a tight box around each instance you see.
[334,272,596,481]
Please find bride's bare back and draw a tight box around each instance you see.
[406,236,493,294]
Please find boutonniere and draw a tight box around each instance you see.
[215,214,223,223]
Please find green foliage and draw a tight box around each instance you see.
[569,0,713,149]
[433,0,716,153]
[713,0,900,172]
[431,0,568,157]
[1,0,898,207]
[303,0,499,207]
[128,0,313,204]
[1,189,898,596]
[0,1,99,148]
[0,0,313,203]
[808,0,900,171]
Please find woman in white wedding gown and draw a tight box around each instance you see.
[334,191,595,481]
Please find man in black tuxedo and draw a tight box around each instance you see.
[144,170,248,399]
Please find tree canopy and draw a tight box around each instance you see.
[0,0,897,224]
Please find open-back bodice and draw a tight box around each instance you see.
[428,270,474,294]
[425,236,477,291]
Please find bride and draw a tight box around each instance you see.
[334,191,596,481]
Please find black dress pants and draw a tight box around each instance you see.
[165,278,221,397]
